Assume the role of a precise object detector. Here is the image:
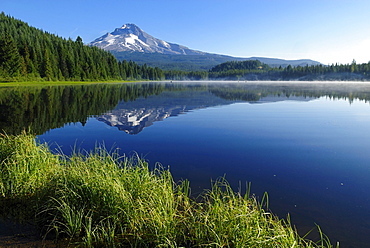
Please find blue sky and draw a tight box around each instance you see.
[2,0,370,65]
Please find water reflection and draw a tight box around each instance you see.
[95,90,231,134]
[3,81,370,247]
[2,81,370,135]
[0,83,166,135]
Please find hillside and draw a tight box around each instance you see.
[112,51,322,71]
[89,24,321,71]
[111,51,247,71]
[1,14,368,82]
[206,59,370,81]
[0,13,163,82]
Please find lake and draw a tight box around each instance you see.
[1,81,370,247]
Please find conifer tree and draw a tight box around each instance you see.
[41,48,53,80]
[0,33,21,78]
[0,13,166,82]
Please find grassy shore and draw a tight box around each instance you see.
[0,133,336,247]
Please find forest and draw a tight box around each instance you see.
[1,12,370,82]
[0,12,164,82]
[165,59,370,81]
[209,59,370,81]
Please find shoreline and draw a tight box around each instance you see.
[1,79,370,87]
[168,79,370,84]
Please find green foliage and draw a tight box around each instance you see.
[0,33,21,78]
[2,12,366,82]
[111,52,320,72]
[206,59,370,81]
[163,59,370,81]
[0,133,337,247]
[210,60,270,72]
[112,51,245,71]
[0,13,164,82]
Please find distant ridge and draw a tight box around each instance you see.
[89,24,321,70]
[247,57,322,68]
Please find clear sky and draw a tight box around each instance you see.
[2,0,370,65]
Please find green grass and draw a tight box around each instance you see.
[0,133,337,247]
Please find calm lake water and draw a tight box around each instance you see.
[2,81,370,247]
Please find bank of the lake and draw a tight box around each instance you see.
[0,133,335,247]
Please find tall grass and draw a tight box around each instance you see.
[0,133,337,247]
[0,133,60,220]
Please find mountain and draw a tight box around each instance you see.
[89,23,205,55]
[0,12,124,82]
[246,57,322,68]
[89,24,321,70]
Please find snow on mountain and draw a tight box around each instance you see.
[89,23,322,69]
[89,23,205,55]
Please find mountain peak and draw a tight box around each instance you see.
[89,23,205,55]
[117,23,141,33]
[120,23,139,29]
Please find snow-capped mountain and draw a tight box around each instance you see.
[89,23,322,70]
[89,23,205,55]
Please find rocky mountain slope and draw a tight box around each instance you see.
[89,23,205,55]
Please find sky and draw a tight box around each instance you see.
[2,0,370,65]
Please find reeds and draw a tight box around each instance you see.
[0,132,336,247]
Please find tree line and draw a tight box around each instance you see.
[0,12,164,82]
[1,12,370,82]
[162,59,370,81]
[199,59,370,81]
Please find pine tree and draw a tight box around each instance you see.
[0,33,21,78]
[0,13,165,82]
[41,48,53,80]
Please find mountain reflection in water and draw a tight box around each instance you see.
[95,92,315,135]
[1,81,370,135]
[96,106,186,134]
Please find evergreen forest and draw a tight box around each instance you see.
[165,59,370,81]
[206,59,370,81]
[1,12,370,82]
[0,13,164,82]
